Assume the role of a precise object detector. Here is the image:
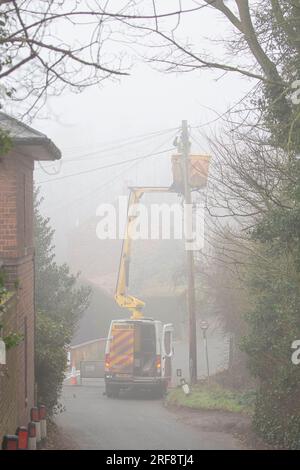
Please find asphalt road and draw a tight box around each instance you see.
[55,379,244,450]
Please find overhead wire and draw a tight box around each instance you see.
[61,126,179,153]
[39,129,179,211]
[36,127,178,177]
[37,146,175,184]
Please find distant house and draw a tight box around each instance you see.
[69,338,107,370]
[0,112,61,440]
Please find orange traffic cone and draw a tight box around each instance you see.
[70,365,77,385]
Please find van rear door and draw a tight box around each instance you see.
[134,322,156,377]
[161,323,173,380]
[109,323,134,375]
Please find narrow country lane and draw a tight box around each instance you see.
[55,379,245,450]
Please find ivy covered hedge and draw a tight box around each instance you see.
[0,271,23,350]
[241,214,300,448]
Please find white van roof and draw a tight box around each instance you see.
[112,318,156,324]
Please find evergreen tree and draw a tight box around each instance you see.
[34,190,91,413]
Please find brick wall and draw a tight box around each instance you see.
[0,149,35,439]
[0,156,17,257]
[0,150,34,259]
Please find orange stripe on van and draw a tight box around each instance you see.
[111,330,133,348]
[110,355,134,372]
[111,330,134,348]
[109,326,134,372]
[110,337,134,355]
[110,346,134,362]
[110,340,134,362]
[110,353,133,366]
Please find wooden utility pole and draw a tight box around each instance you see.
[180,120,198,384]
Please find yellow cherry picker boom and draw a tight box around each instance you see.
[104,186,174,398]
[115,186,174,319]
[104,143,210,398]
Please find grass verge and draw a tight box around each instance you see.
[166,382,256,416]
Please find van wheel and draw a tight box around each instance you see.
[106,384,120,398]
[153,384,167,399]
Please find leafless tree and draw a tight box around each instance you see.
[122,0,299,151]
[0,0,207,116]
[1,1,299,128]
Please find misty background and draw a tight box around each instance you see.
[24,3,252,377]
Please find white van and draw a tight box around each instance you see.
[104,318,173,398]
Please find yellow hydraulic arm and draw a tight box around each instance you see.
[115,186,172,319]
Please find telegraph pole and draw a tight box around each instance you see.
[180,120,197,384]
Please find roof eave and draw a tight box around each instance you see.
[13,136,61,161]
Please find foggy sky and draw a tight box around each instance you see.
[28,3,253,262]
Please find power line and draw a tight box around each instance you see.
[42,163,134,213]
[60,126,178,153]
[39,131,177,211]
[38,147,174,184]
[38,160,62,176]
[61,130,177,163]
[37,127,179,174]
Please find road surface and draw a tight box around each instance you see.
[55,379,245,450]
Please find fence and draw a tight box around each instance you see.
[79,360,105,384]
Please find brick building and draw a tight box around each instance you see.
[0,112,60,440]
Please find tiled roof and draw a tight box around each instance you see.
[0,112,61,160]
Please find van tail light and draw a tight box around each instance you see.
[156,355,161,375]
[105,353,110,371]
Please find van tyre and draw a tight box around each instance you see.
[106,384,120,398]
[153,383,167,399]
